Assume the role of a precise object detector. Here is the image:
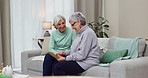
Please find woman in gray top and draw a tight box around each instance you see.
[54,12,100,75]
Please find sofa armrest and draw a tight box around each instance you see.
[110,56,148,78]
[21,49,42,74]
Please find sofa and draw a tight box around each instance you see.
[21,38,148,78]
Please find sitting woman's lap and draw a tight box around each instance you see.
[54,61,85,75]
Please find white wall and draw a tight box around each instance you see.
[105,0,148,38]
[105,0,119,37]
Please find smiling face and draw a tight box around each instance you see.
[69,20,81,32]
[55,19,66,33]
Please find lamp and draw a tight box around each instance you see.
[42,21,52,37]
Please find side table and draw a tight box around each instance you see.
[38,38,44,49]
[145,39,148,44]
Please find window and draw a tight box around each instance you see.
[11,0,74,68]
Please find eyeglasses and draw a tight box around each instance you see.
[71,22,76,27]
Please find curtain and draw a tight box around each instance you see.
[11,0,74,68]
[0,0,11,66]
[74,0,102,23]
[0,0,3,65]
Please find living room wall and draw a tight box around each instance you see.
[74,0,100,23]
[105,0,148,38]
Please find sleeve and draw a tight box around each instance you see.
[48,32,57,54]
[66,31,93,61]
[65,49,71,55]
[72,29,76,42]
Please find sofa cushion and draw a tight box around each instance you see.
[100,49,128,63]
[97,38,109,52]
[41,37,50,55]
[27,57,43,72]
[143,44,148,56]
[107,37,116,50]
[81,66,109,77]
[138,39,146,57]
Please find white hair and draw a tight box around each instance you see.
[69,12,86,26]
[53,15,66,25]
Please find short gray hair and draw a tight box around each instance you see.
[69,12,86,26]
[53,15,66,25]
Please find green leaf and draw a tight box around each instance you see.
[106,20,109,23]
[93,24,98,26]
[88,16,110,38]
[99,32,104,38]
[96,33,100,37]
[103,32,109,38]
[104,28,109,30]
[103,25,109,28]
[97,22,101,26]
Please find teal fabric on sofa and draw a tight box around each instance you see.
[100,49,128,63]
[113,37,140,59]
[107,37,146,57]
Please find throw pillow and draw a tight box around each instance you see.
[100,49,128,63]
[41,37,50,55]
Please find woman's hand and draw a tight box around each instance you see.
[56,54,65,61]
[57,51,66,56]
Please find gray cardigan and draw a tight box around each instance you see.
[65,26,100,70]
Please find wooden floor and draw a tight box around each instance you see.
[28,76,106,78]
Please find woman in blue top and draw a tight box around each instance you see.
[43,15,76,76]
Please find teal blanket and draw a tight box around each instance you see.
[99,37,141,67]
[113,37,140,59]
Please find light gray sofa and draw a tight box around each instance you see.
[21,38,148,78]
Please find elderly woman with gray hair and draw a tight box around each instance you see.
[54,12,100,75]
[43,15,76,76]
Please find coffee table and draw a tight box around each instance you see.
[28,76,105,78]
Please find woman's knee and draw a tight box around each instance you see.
[44,53,54,60]
[54,61,65,72]
[54,62,62,71]
[54,62,68,75]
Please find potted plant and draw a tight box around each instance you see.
[88,17,109,38]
